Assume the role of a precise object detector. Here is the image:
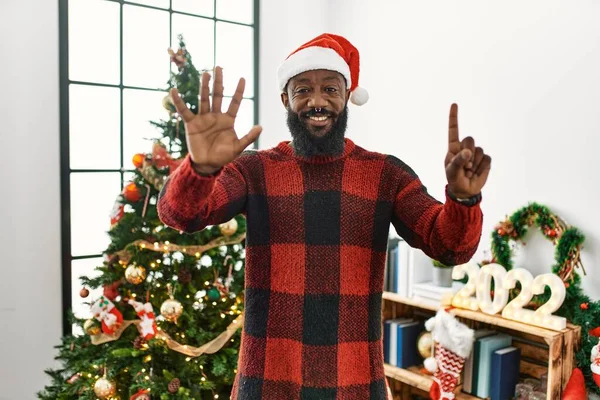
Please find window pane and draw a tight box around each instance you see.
[127,0,169,9]
[216,22,254,97]
[172,0,214,17]
[71,172,121,256]
[172,14,215,73]
[222,97,254,141]
[69,85,121,169]
[123,89,167,163]
[217,0,254,24]
[69,0,120,84]
[123,5,170,89]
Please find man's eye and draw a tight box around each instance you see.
[295,88,309,94]
[326,87,337,92]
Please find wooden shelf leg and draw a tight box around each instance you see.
[547,335,564,399]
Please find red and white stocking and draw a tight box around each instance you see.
[129,299,157,340]
[423,309,474,400]
[429,343,467,400]
[91,296,123,334]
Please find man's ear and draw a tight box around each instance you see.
[346,89,351,102]
[281,92,289,108]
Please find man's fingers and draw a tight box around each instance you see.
[200,71,211,114]
[212,66,224,113]
[447,148,472,178]
[474,154,492,177]
[236,125,262,153]
[448,103,459,147]
[460,136,476,172]
[170,88,195,122]
[227,78,246,118]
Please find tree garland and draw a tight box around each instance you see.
[489,202,600,394]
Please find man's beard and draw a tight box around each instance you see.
[286,105,348,157]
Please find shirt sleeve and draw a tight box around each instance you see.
[387,155,483,266]
[157,153,249,233]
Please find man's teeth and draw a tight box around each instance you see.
[309,115,328,121]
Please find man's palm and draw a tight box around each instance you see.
[170,67,262,173]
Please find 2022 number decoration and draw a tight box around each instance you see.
[452,262,566,330]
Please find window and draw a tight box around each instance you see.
[59,0,259,334]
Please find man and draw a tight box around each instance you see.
[158,33,491,400]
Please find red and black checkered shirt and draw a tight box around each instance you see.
[157,138,483,400]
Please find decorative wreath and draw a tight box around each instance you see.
[488,203,600,395]
[490,202,586,290]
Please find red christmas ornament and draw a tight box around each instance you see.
[123,182,142,202]
[547,228,557,238]
[562,368,587,399]
[497,228,506,236]
[132,153,145,168]
[80,288,89,298]
[565,282,570,288]
[581,302,589,310]
[589,327,600,337]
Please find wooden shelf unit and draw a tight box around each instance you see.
[382,291,581,400]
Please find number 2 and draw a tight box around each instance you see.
[451,262,479,311]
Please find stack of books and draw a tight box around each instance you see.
[411,281,464,306]
[383,238,411,296]
[462,330,521,400]
[383,318,424,368]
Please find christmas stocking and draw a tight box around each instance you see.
[129,299,157,340]
[423,309,474,400]
[91,295,124,335]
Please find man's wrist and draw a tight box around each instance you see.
[446,188,482,206]
[190,158,221,176]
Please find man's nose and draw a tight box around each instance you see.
[307,91,327,108]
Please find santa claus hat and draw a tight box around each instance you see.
[277,33,369,106]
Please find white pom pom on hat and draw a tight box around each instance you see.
[277,33,369,106]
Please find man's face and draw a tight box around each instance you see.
[281,70,350,137]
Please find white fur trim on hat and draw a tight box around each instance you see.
[277,46,352,91]
[425,310,475,359]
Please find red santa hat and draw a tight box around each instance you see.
[277,33,369,106]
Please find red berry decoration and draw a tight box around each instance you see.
[123,182,142,202]
[132,153,145,168]
[581,302,589,310]
[497,228,506,236]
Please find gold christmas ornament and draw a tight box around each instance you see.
[219,218,238,236]
[161,283,183,323]
[125,264,147,285]
[417,331,434,359]
[161,298,183,323]
[84,319,101,336]
[93,377,116,398]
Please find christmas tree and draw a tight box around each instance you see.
[38,36,247,400]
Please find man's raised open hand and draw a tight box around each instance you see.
[444,103,491,198]
[170,66,262,174]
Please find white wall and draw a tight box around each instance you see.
[325,0,600,298]
[258,0,330,149]
[0,1,62,399]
